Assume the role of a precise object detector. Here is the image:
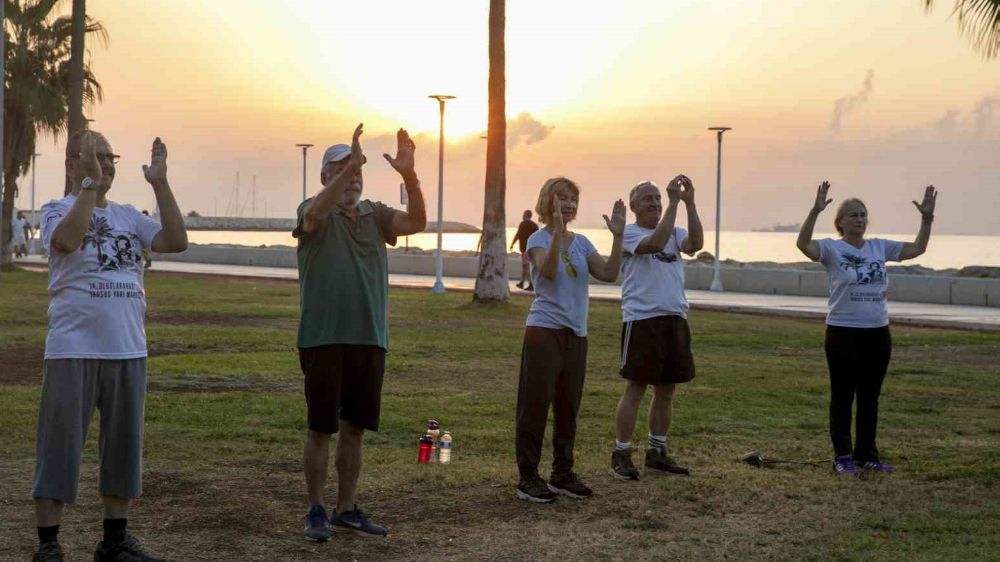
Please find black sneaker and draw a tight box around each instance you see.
[516,281,524,289]
[645,448,690,475]
[332,505,388,537]
[525,284,535,292]
[516,474,556,503]
[303,504,333,542]
[547,472,593,499]
[32,542,64,562]
[612,448,640,481]
[93,534,165,562]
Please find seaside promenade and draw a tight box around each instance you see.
[15,256,1000,330]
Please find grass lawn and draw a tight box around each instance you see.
[0,267,997,561]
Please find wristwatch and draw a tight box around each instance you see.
[81,177,95,191]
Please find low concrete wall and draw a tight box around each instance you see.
[157,245,1000,307]
[163,245,298,268]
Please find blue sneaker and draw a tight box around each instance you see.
[862,459,896,474]
[303,505,332,542]
[332,505,388,537]
[833,454,861,478]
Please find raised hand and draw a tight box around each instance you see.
[679,175,695,205]
[666,175,684,203]
[348,123,365,170]
[142,137,168,186]
[383,128,416,180]
[75,132,103,186]
[550,193,564,232]
[603,199,626,236]
[813,181,833,213]
[912,185,937,218]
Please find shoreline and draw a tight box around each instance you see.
[182,242,1000,279]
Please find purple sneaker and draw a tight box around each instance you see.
[833,455,860,478]
[862,460,896,474]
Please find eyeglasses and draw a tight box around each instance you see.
[561,249,577,278]
[70,152,121,164]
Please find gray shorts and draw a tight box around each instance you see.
[32,358,147,503]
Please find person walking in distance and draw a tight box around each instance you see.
[510,209,539,291]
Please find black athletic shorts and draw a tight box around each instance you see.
[620,315,695,385]
[299,344,386,434]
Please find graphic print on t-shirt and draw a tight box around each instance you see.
[82,215,145,273]
[652,251,679,264]
[838,251,887,285]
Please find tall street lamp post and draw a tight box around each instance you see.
[708,126,732,292]
[296,144,314,202]
[429,94,455,294]
[30,153,40,254]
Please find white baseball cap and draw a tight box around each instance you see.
[321,144,366,170]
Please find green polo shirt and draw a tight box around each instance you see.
[295,198,398,350]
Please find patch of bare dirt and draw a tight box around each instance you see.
[146,310,283,326]
[0,346,44,386]
[895,344,1000,373]
[147,376,298,394]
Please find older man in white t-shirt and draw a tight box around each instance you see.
[31,130,188,562]
[611,176,704,480]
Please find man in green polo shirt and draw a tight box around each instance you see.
[294,123,426,541]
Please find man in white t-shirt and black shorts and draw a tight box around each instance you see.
[611,176,704,480]
[31,130,188,562]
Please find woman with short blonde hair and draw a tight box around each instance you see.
[533,177,580,225]
[515,177,625,503]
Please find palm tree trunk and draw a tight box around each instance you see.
[473,0,510,303]
[1,173,18,270]
[66,0,86,195]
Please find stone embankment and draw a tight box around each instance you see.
[156,245,1000,307]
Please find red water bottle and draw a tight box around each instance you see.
[418,434,434,464]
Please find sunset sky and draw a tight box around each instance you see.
[14,0,1000,234]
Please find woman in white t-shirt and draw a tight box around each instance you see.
[514,177,625,503]
[796,181,937,477]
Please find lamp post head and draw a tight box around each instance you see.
[429,95,456,101]
[296,143,314,150]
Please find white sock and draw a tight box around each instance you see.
[648,433,667,453]
[615,440,631,451]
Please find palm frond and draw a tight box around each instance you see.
[924,0,1000,59]
[3,0,105,178]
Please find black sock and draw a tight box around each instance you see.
[38,525,60,544]
[103,518,128,545]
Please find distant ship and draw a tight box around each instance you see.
[752,223,800,233]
